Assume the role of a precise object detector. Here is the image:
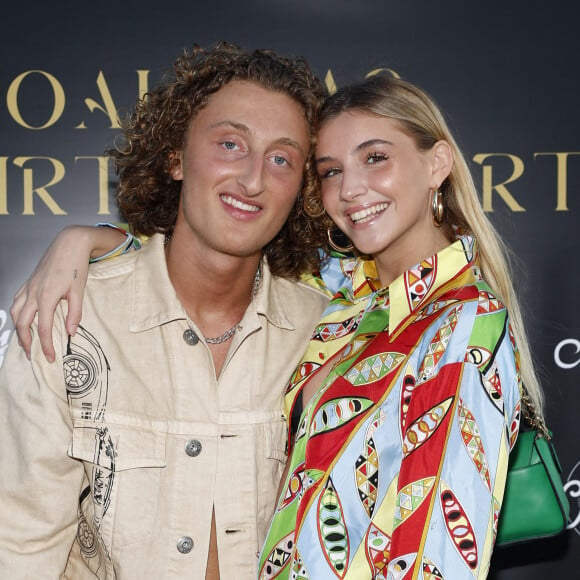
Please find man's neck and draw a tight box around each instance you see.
[164,231,262,330]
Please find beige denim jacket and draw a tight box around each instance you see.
[0,234,328,579]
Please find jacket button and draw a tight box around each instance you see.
[177,536,194,554]
[185,439,202,457]
[183,328,200,346]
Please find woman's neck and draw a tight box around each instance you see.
[374,227,452,287]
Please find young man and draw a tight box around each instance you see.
[0,42,330,579]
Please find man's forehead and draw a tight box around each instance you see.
[209,79,283,104]
[193,80,308,135]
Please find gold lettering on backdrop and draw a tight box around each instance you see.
[325,70,337,96]
[472,153,526,212]
[0,157,7,215]
[137,70,150,100]
[76,71,121,129]
[6,71,66,130]
[325,68,401,96]
[13,157,66,215]
[365,68,401,79]
[75,156,112,214]
[3,66,576,217]
[534,152,580,211]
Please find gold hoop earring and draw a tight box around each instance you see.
[431,188,444,228]
[327,228,354,253]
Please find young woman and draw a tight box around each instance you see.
[256,75,540,579]
[11,75,540,578]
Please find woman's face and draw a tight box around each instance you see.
[316,110,451,285]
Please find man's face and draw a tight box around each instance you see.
[171,80,311,261]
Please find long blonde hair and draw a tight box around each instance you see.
[313,75,543,414]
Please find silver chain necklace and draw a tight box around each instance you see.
[205,323,240,345]
[184,265,262,346]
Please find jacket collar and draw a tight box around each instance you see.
[129,234,300,333]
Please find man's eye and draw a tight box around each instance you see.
[273,155,288,166]
[222,141,237,150]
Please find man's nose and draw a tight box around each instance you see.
[238,154,265,196]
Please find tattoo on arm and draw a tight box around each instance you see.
[73,269,78,280]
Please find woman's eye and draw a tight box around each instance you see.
[272,155,288,166]
[320,167,341,179]
[367,152,387,164]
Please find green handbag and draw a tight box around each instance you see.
[496,390,570,547]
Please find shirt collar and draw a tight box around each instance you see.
[129,234,300,333]
[130,234,184,332]
[348,234,479,338]
[252,262,297,330]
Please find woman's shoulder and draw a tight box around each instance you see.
[300,253,360,297]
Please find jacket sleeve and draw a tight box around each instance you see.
[0,329,84,578]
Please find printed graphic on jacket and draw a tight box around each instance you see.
[64,326,113,577]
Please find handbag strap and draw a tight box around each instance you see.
[521,385,550,440]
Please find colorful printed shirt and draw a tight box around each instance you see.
[259,235,521,580]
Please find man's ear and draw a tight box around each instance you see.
[431,140,453,187]
[169,151,183,181]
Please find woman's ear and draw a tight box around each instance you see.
[168,151,183,181]
[431,140,453,187]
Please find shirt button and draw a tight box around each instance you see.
[185,439,202,457]
[183,328,200,346]
[177,536,194,554]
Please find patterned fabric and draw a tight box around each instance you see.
[259,236,521,580]
[88,222,142,263]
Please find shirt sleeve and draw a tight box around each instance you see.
[389,302,520,579]
[0,326,84,577]
[89,222,142,263]
[299,253,355,299]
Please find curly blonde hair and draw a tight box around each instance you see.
[110,41,328,279]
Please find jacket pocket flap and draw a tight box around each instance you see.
[69,423,167,471]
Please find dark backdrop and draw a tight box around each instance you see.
[1,2,578,576]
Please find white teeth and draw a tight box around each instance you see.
[221,194,260,213]
[349,203,388,223]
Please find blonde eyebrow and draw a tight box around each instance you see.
[209,121,305,155]
[355,138,393,151]
[316,138,393,165]
[276,136,306,155]
[209,120,250,133]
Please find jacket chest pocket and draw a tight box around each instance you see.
[69,422,167,549]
